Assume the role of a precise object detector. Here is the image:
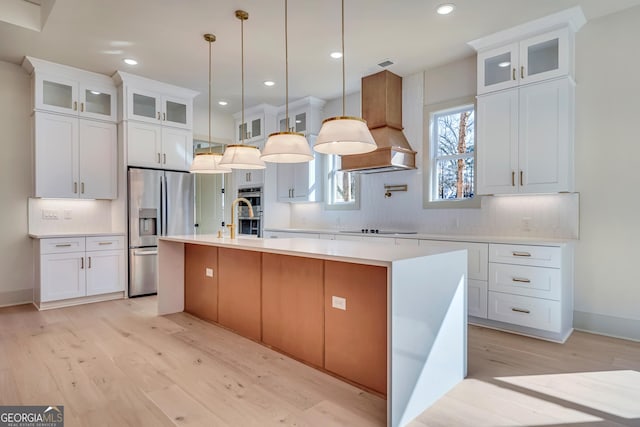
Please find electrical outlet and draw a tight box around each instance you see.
[205,268,214,278]
[64,209,72,220]
[332,296,346,310]
[521,217,531,232]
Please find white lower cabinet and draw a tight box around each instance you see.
[35,235,125,309]
[483,243,573,341]
[468,279,488,318]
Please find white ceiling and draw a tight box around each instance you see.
[2,0,640,113]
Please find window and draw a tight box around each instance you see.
[424,97,479,208]
[325,154,360,210]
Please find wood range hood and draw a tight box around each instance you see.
[340,70,417,173]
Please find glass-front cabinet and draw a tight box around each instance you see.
[236,114,264,144]
[477,28,569,94]
[278,111,307,134]
[35,73,116,121]
[127,89,191,129]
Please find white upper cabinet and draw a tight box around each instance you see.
[24,57,117,122]
[470,7,584,195]
[233,104,279,148]
[126,88,192,129]
[35,112,117,199]
[477,28,570,95]
[114,71,198,171]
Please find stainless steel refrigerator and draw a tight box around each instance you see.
[128,168,194,297]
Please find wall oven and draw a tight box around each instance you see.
[237,186,263,237]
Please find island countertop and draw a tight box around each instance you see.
[159,234,460,266]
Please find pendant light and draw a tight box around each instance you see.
[190,34,231,174]
[220,10,266,170]
[261,0,313,163]
[313,0,377,155]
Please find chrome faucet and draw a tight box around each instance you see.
[227,197,254,239]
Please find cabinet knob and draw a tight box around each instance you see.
[73,101,77,111]
[80,257,84,269]
[157,153,161,164]
[163,153,167,164]
[520,170,524,186]
[511,171,515,187]
[521,66,525,79]
[81,182,85,194]
[74,182,78,194]
[163,112,166,121]
[80,102,84,112]
[512,68,516,81]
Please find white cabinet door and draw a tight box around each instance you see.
[127,88,161,124]
[35,73,78,116]
[161,95,191,129]
[236,114,264,144]
[234,169,264,187]
[41,252,85,302]
[86,250,125,296]
[468,279,488,318]
[79,83,117,122]
[477,89,519,195]
[518,79,572,193]
[127,121,162,168]
[35,112,79,198]
[277,164,296,201]
[79,120,117,199]
[520,28,569,86]
[477,43,519,95]
[161,127,192,171]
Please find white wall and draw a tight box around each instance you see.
[28,198,114,235]
[573,6,640,339]
[192,103,235,143]
[0,61,33,306]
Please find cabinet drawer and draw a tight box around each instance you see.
[489,263,561,300]
[421,240,488,281]
[40,237,85,254]
[489,244,561,268]
[488,291,561,332]
[86,235,125,251]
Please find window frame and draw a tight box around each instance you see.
[423,96,481,209]
[324,154,361,211]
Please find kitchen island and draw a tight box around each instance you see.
[157,235,467,427]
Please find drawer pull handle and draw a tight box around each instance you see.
[512,251,531,257]
[98,242,113,245]
[511,307,530,314]
[512,277,531,283]
[55,244,72,247]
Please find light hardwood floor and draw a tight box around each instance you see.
[0,297,638,426]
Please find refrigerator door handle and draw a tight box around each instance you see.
[163,174,169,236]
[159,174,165,236]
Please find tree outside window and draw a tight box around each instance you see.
[431,105,475,201]
[326,154,359,209]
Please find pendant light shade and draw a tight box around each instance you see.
[261,0,313,164]
[220,10,266,170]
[220,144,265,169]
[190,152,230,173]
[262,132,313,162]
[313,0,376,156]
[189,33,231,174]
[314,116,376,155]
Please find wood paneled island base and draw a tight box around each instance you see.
[158,235,467,427]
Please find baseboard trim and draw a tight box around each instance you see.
[0,288,33,308]
[34,292,125,311]
[574,311,640,343]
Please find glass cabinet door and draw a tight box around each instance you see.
[131,92,159,121]
[162,96,191,129]
[294,112,306,134]
[477,43,518,95]
[79,84,116,121]
[520,28,568,85]
[250,117,262,140]
[37,74,78,115]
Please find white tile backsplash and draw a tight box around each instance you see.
[28,198,115,235]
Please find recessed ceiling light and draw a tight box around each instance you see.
[218,101,228,106]
[498,61,511,68]
[90,90,101,95]
[263,80,275,87]
[436,3,455,15]
[330,51,343,59]
[123,58,138,65]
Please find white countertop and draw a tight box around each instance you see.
[160,234,461,266]
[29,232,125,239]
[264,228,575,246]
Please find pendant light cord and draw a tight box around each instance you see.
[208,36,212,153]
[285,0,289,130]
[241,15,245,144]
[341,0,345,117]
